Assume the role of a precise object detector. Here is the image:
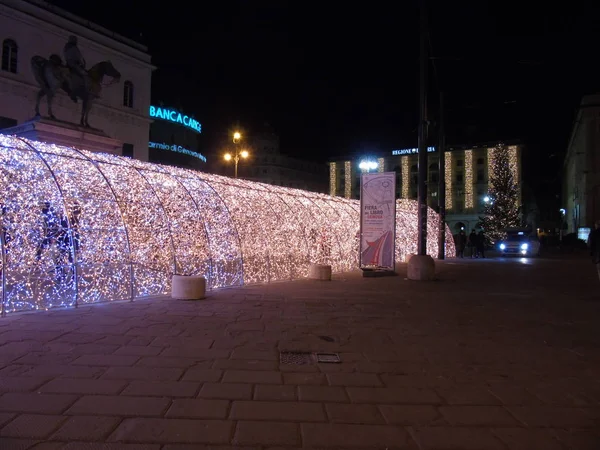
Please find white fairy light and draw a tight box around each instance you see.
[464,149,473,208]
[344,161,352,198]
[329,162,337,196]
[401,157,409,199]
[0,136,455,314]
[445,152,453,210]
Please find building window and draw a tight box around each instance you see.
[122,143,134,158]
[410,164,418,185]
[1,39,18,73]
[477,157,484,165]
[477,169,485,182]
[429,163,439,183]
[456,172,463,183]
[456,159,464,167]
[123,81,134,108]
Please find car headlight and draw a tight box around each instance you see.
[520,243,528,250]
[499,243,506,250]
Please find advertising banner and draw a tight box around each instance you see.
[360,172,396,270]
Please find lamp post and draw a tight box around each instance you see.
[224,131,249,178]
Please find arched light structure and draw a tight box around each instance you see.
[0,136,455,315]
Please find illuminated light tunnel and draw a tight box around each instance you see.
[0,136,455,314]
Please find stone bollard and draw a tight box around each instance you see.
[405,253,415,263]
[309,263,332,281]
[171,275,206,300]
[407,254,436,281]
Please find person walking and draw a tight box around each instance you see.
[468,230,478,258]
[588,220,600,281]
[477,230,486,258]
[456,230,466,258]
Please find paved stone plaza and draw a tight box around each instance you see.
[0,255,599,449]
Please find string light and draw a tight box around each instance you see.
[508,146,519,203]
[0,136,455,315]
[487,147,495,190]
[377,158,385,173]
[401,157,409,199]
[329,162,336,196]
[464,149,473,208]
[481,144,520,242]
[445,151,452,210]
[344,161,352,199]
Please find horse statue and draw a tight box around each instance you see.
[31,55,121,128]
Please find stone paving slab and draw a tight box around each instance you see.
[0,257,600,449]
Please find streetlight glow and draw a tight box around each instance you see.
[224,132,248,178]
[359,160,378,171]
[484,196,490,203]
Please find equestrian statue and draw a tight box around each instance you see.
[31,35,121,128]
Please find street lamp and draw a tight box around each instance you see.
[224,131,249,178]
[359,160,378,172]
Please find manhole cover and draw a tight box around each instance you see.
[280,351,313,365]
[316,353,341,363]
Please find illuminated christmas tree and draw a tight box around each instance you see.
[480,144,520,242]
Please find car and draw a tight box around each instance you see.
[498,233,541,256]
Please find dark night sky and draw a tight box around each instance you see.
[48,0,600,206]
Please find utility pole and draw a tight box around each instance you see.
[417,0,428,256]
[437,91,446,259]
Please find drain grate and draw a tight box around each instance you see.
[280,351,313,365]
[316,353,341,364]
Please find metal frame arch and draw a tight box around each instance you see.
[64,146,136,301]
[191,172,245,286]
[257,184,316,274]
[327,195,360,264]
[209,176,272,284]
[159,169,214,285]
[301,194,347,269]
[333,196,362,267]
[231,179,295,282]
[0,213,6,317]
[16,138,80,308]
[129,167,178,276]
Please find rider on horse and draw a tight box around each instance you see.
[63,36,88,102]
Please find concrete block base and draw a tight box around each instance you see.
[309,263,332,281]
[171,275,206,300]
[362,269,397,278]
[407,254,436,281]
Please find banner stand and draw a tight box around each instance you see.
[359,172,397,277]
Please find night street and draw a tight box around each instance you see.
[0,253,598,449]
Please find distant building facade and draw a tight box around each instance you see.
[563,94,600,234]
[212,127,328,193]
[148,103,206,170]
[0,0,153,159]
[329,142,523,234]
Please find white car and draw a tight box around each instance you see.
[498,234,541,256]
